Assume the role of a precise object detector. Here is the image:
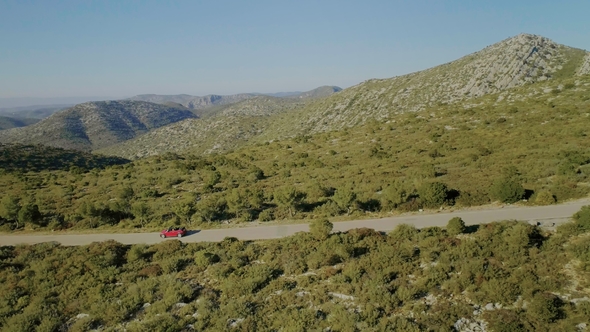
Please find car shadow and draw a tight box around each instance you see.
[184,230,201,237]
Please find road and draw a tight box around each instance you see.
[0,199,588,246]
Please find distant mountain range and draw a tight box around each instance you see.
[128,85,342,111]
[1,34,589,158]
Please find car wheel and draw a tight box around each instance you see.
[177,233,183,238]
[160,234,165,238]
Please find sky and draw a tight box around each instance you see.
[1,0,589,104]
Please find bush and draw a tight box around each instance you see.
[389,224,419,242]
[447,217,466,236]
[258,209,273,222]
[194,251,220,271]
[573,205,590,231]
[490,178,525,203]
[532,190,556,205]
[418,182,448,208]
[309,219,333,240]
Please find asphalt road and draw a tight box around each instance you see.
[0,199,588,246]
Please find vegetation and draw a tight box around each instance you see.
[0,144,129,173]
[1,214,589,331]
[2,76,590,232]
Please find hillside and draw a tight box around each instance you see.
[97,96,307,158]
[99,34,590,158]
[259,33,590,139]
[0,101,196,152]
[2,74,590,234]
[0,116,39,130]
[1,218,590,331]
[0,143,129,172]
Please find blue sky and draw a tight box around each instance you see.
[1,0,589,100]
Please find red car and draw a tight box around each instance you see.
[160,227,187,238]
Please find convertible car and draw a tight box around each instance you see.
[160,227,187,238]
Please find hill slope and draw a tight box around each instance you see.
[98,96,306,158]
[0,116,39,130]
[258,33,590,139]
[0,101,196,151]
[101,34,589,159]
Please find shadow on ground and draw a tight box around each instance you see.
[184,230,201,237]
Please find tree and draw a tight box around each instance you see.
[227,188,263,221]
[1,195,21,228]
[490,178,525,203]
[173,200,195,225]
[309,219,333,240]
[204,171,221,191]
[17,203,42,227]
[446,217,466,236]
[274,187,304,217]
[381,180,408,211]
[131,202,151,227]
[418,182,448,208]
[195,196,226,222]
[119,186,135,201]
[332,188,357,215]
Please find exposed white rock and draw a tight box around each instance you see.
[577,53,590,76]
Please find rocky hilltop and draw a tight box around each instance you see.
[258,33,589,138]
[0,101,196,151]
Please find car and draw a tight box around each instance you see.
[160,227,187,238]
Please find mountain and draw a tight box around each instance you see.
[98,34,590,159]
[255,34,590,140]
[0,100,196,151]
[285,86,342,99]
[259,86,342,98]
[0,116,39,130]
[97,96,306,158]
[127,85,342,112]
[128,93,256,111]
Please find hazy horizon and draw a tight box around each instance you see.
[1,0,589,100]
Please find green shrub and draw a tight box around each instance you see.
[490,178,525,203]
[573,205,590,231]
[389,223,419,242]
[418,181,448,208]
[447,217,466,236]
[532,190,556,205]
[258,209,273,222]
[309,219,333,240]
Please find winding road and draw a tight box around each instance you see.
[0,199,588,246]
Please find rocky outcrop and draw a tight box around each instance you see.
[577,53,590,76]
